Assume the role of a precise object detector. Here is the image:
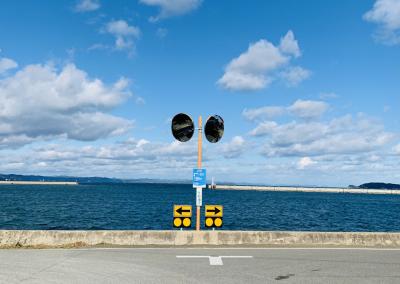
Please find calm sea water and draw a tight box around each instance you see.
[0,183,399,231]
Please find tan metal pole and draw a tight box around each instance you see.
[196,116,202,231]
[198,116,202,168]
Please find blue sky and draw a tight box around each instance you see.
[0,0,399,186]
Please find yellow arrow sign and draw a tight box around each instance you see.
[205,205,223,217]
[174,205,192,217]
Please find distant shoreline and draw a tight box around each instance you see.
[0,181,78,185]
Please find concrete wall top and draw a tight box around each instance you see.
[1,230,400,249]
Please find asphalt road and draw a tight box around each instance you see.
[0,248,400,283]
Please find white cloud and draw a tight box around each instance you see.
[140,0,202,22]
[279,66,311,86]
[288,100,328,119]
[217,39,287,91]
[153,140,197,157]
[75,0,100,12]
[221,136,246,158]
[243,106,285,121]
[254,115,394,157]
[393,143,400,154]
[105,20,141,52]
[3,138,199,178]
[87,43,109,51]
[249,121,279,137]
[0,61,133,148]
[319,92,338,100]
[279,30,301,58]
[217,30,309,91]
[246,101,393,160]
[0,135,35,150]
[364,0,400,45]
[244,100,328,122]
[297,157,316,169]
[0,58,18,74]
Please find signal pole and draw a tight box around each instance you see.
[196,116,202,231]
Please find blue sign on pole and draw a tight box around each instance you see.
[193,169,206,188]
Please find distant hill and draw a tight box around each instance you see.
[0,174,122,184]
[0,174,190,185]
[358,182,400,190]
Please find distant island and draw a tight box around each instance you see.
[356,182,400,190]
[348,183,400,190]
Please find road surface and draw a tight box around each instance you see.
[0,248,400,283]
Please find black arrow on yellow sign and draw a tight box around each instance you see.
[176,207,191,215]
[206,207,221,214]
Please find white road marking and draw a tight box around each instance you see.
[176,256,209,258]
[221,256,253,258]
[209,256,223,265]
[176,255,253,266]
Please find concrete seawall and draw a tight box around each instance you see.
[1,230,400,248]
[211,185,400,195]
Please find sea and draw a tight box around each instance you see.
[0,183,399,231]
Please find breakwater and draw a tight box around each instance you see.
[1,230,400,248]
[210,185,400,195]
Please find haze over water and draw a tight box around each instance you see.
[0,183,399,231]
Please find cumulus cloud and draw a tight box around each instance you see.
[287,100,328,119]
[105,20,141,52]
[244,100,328,122]
[0,60,133,148]
[75,0,100,12]
[0,58,18,74]
[279,66,311,86]
[253,115,394,157]
[245,100,394,161]
[243,106,285,121]
[217,30,310,91]
[140,0,202,22]
[319,92,338,100]
[297,157,316,169]
[364,0,400,45]
[217,38,287,91]
[279,30,301,58]
[0,137,200,178]
[221,136,246,159]
[393,143,400,154]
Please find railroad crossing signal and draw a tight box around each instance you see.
[171,113,224,231]
[205,205,223,228]
[173,205,192,228]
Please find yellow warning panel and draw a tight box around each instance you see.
[174,205,192,217]
[205,205,223,217]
